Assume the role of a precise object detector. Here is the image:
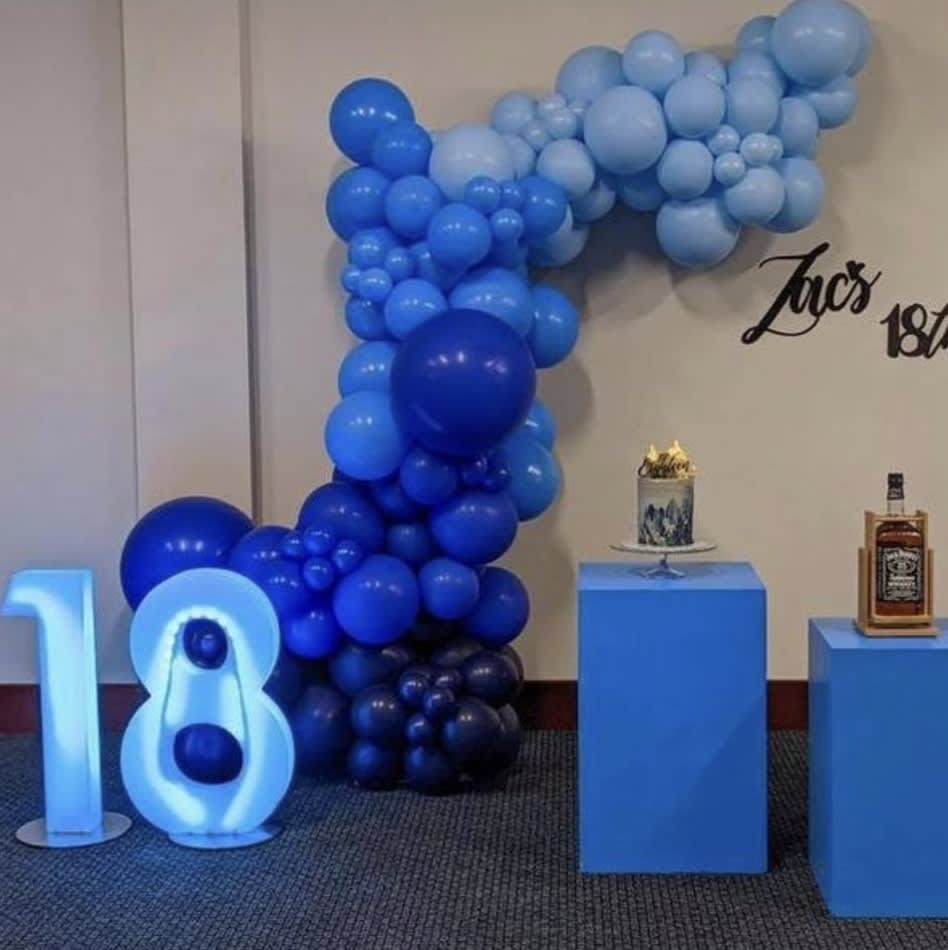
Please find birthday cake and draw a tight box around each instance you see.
[637,441,696,547]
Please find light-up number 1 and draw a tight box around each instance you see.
[2,570,131,848]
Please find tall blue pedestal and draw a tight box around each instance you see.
[578,562,767,874]
[809,617,948,917]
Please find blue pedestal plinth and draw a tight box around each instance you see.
[578,562,767,874]
[809,617,948,917]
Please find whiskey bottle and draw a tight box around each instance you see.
[874,473,925,618]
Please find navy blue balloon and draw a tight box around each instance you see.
[502,644,524,681]
[430,491,518,565]
[264,647,304,712]
[120,496,252,608]
[297,482,386,553]
[351,684,407,746]
[461,649,521,707]
[463,566,529,645]
[173,724,243,785]
[404,712,436,746]
[441,697,503,768]
[398,667,433,708]
[389,309,536,458]
[248,557,312,621]
[434,668,464,692]
[326,166,390,241]
[467,704,523,780]
[289,684,353,775]
[404,745,458,793]
[329,639,415,698]
[330,78,415,164]
[370,120,432,178]
[347,739,401,788]
[430,636,484,669]
[182,618,228,670]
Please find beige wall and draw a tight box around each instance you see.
[248,0,948,679]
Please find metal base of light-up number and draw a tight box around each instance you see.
[168,821,283,851]
[16,812,132,849]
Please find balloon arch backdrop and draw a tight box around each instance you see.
[120,0,872,793]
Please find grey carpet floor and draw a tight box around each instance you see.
[1,732,947,950]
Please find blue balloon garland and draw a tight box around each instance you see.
[121,0,872,794]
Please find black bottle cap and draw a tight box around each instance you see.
[887,472,904,499]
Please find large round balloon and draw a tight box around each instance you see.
[296,482,385,554]
[555,46,625,103]
[333,553,420,646]
[583,85,667,176]
[463,566,530,646]
[120,496,253,608]
[499,430,562,521]
[326,167,390,241]
[289,684,353,775]
[428,123,515,201]
[429,491,519,565]
[770,0,862,87]
[390,309,536,458]
[529,286,579,368]
[656,196,742,269]
[330,78,415,164]
[418,557,481,620]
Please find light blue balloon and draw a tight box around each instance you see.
[325,391,408,481]
[725,78,780,135]
[499,430,561,521]
[427,203,492,271]
[767,156,825,232]
[571,178,617,222]
[656,196,741,269]
[622,30,685,96]
[555,46,625,103]
[795,76,858,129]
[530,286,579,368]
[657,140,713,200]
[338,341,399,396]
[663,75,726,139]
[521,120,551,152]
[491,92,536,135]
[521,399,557,449]
[770,0,861,87]
[583,85,668,176]
[736,15,775,52]
[773,96,819,156]
[542,108,579,140]
[685,50,727,86]
[728,51,787,98]
[844,1,873,76]
[706,124,741,157]
[713,151,747,187]
[724,167,786,224]
[503,134,537,178]
[528,214,589,268]
[537,94,567,118]
[617,168,665,211]
[428,123,515,201]
[448,267,535,337]
[536,140,596,200]
[383,278,449,339]
[739,132,778,166]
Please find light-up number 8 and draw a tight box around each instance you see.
[120,568,295,848]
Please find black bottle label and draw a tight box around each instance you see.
[878,546,922,602]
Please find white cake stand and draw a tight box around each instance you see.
[610,539,717,578]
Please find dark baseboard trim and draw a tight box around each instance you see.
[0,680,808,734]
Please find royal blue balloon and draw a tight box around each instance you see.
[356,267,393,303]
[411,241,465,292]
[441,697,503,768]
[370,476,423,521]
[499,430,561,521]
[325,390,409,481]
[227,524,289,575]
[521,398,557,449]
[430,490,518,565]
[461,649,521,707]
[555,46,625,103]
[249,558,312,620]
[331,538,364,575]
[330,78,415,164]
[333,553,420,646]
[264,647,304,712]
[297,482,386,553]
[519,175,569,240]
[489,208,525,244]
[419,557,481,620]
[656,195,741,269]
[583,85,668,176]
[383,278,448,339]
[465,176,502,215]
[390,309,536,458]
[384,247,415,282]
[399,447,459,506]
[173,724,243,785]
[282,599,344,660]
[384,175,443,241]
[348,227,398,269]
[404,744,458,793]
[448,268,534,337]
[120,496,252,608]
[427,203,492,271]
[370,120,432,178]
[351,684,407,746]
[301,556,335,592]
[386,522,435,564]
[529,286,579,368]
[326,166,390,241]
[347,739,400,787]
[329,639,415,698]
[338,341,399,396]
[463,566,529,646]
[345,296,388,341]
[289,684,352,775]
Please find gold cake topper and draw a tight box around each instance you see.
[637,440,696,479]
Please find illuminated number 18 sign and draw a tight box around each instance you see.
[4,567,295,850]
